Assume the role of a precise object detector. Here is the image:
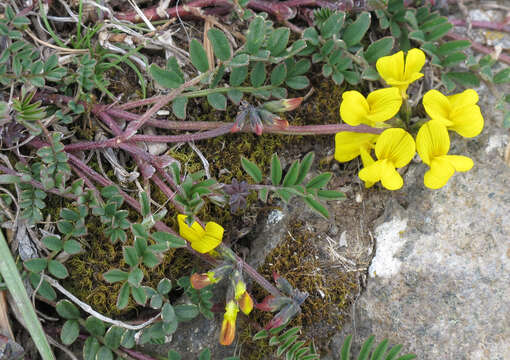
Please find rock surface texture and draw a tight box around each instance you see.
[330,87,510,359]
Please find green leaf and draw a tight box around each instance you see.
[270,63,287,86]
[320,12,345,39]
[494,68,510,84]
[61,319,79,345]
[85,316,106,337]
[123,246,139,267]
[444,71,480,87]
[317,190,345,200]
[241,157,263,183]
[253,329,269,340]
[370,339,388,360]
[282,161,300,187]
[174,304,199,321]
[246,16,265,55]
[258,188,269,202]
[198,349,211,360]
[306,173,332,190]
[0,174,20,184]
[340,335,352,360]
[103,269,129,283]
[364,37,394,64]
[207,28,231,61]
[441,52,466,68]
[230,65,248,86]
[230,54,249,67]
[57,220,74,235]
[172,97,188,120]
[270,153,282,186]
[190,39,209,72]
[166,57,184,81]
[56,300,80,319]
[104,326,124,350]
[358,335,375,360]
[251,62,266,87]
[268,28,290,56]
[228,89,243,105]
[395,355,416,360]
[96,346,114,360]
[131,285,147,305]
[143,251,160,268]
[168,350,182,360]
[426,22,453,42]
[162,302,176,323]
[152,231,186,248]
[385,344,403,360]
[296,152,314,185]
[285,76,309,90]
[48,260,68,279]
[437,40,471,56]
[128,267,144,287]
[207,93,227,110]
[343,12,371,47]
[63,239,81,254]
[116,282,130,309]
[150,64,184,89]
[83,337,100,360]
[157,278,172,295]
[42,235,62,251]
[29,273,56,301]
[304,197,329,218]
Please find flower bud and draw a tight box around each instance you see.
[238,291,254,315]
[219,300,239,346]
[262,98,303,113]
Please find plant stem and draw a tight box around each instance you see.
[450,18,510,34]
[446,32,510,65]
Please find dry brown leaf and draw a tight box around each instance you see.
[203,20,215,71]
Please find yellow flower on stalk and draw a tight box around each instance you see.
[335,87,402,163]
[416,120,474,189]
[359,146,376,188]
[358,128,415,190]
[339,87,402,127]
[177,214,223,254]
[234,281,254,315]
[376,48,426,98]
[219,300,239,346]
[422,89,484,138]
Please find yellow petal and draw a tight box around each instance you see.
[358,160,384,186]
[359,147,375,188]
[234,281,247,300]
[376,50,404,84]
[374,128,415,167]
[423,90,451,122]
[403,48,425,81]
[205,221,224,241]
[444,155,473,172]
[380,162,404,190]
[450,104,484,138]
[219,318,235,346]
[178,214,205,244]
[238,291,254,315]
[339,91,370,126]
[448,89,479,108]
[424,157,455,189]
[416,120,450,164]
[366,87,402,124]
[190,221,223,254]
[334,132,378,162]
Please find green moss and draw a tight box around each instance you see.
[240,220,359,359]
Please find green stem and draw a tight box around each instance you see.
[0,230,55,360]
[182,85,275,98]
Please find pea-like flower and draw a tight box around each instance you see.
[219,300,239,346]
[234,280,254,315]
[335,87,402,163]
[177,214,223,254]
[422,89,484,138]
[339,87,402,127]
[376,48,426,98]
[416,120,474,189]
[358,128,416,190]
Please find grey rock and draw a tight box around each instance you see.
[331,91,510,359]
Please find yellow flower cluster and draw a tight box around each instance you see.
[335,49,484,190]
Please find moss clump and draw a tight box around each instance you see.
[240,220,359,359]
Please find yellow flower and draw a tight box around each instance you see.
[358,128,415,190]
[234,281,253,315]
[376,48,426,98]
[177,214,223,254]
[422,89,484,138]
[334,132,379,162]
[416,120,473,189]
[339,88,402,127]
[359,146,376,188]
[219,300,239,346]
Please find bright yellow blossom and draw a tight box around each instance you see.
[335,87,402,163]
[359,147,376,188]
[358,128,415,190]
[340,87,402,127]
[422,89,484,138]
[219,300,239,346]
[177,214,223,254]
[376,48,426,98]
[416,120,474,189]
[234,281,253,315]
